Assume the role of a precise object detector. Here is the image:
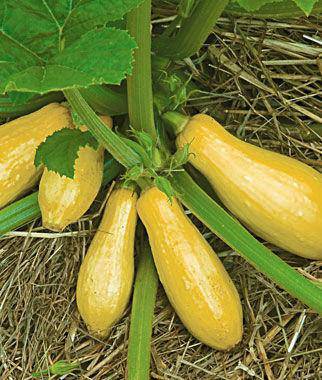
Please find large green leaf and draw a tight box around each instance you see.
[2,28,136,93]
[0,0,143,93]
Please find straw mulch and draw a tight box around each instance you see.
[0,6,321,380]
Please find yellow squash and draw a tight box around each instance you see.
[176,114,322,260]
[38,115,112,231]
[137,187,243,350]
[76,187,137,338]
[0,103,72,209]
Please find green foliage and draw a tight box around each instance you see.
[178,0,198,17]
[234,0,318,15]
[32,360,79,378]
[122,165,145,186]
[34,128,99,179]
[7,91,36,105]
[170,144,191,169]
[154,176,175,202]
[0,0,144,94]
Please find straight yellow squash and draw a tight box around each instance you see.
[137,187,243,350]
[38,115,112,231]
[76,187,137,338]
[0,103,72,209]
[176,114,322,260]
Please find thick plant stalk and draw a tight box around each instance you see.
[0,158,121,237]
[127,229,158,380]
[125,1,159,376]
[127,0,157,141]
[80,85,128,116]
[153,0,229,59]
[64,89,141,168]
[170,171,322,314]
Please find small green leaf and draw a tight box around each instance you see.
[292,0,318,14]
[32,360,79,378]
[133,130,155,154]
[236,0,284,11]
[34,128,99,178]
[236,0,317,15]
[121,137,153,169]
[172,144,191,167]
[154,176,175,202]
[122,165,145,185]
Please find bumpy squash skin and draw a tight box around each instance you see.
[176,114,322,260]
[76,188,137,338]
[137,187,243,350]
[38,115,112,231]
[0,103,72,209]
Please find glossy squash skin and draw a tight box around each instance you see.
[176,114,322,260]
[137,187,243,350]
[76,187,137,338]
[0,103,72,209]
[38,115,112,231]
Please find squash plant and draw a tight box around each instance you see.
[0,0,322,377]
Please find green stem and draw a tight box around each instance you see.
[127,228,158,380]
[170,171,322,314]
[125,2,158,376]
[154,0,229,59]
[0,158,121,237]
[63,88,141,168]
[126,0,157,141]
[80,85,128,116]
[162,111,189,135]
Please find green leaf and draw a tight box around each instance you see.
[178,0,198,18]
[32,360,79,378]
[7,91,36,105]
[292,0,318,14]
[122,165,145,185]
[1,28,137,94]
[0,0,144,56]
[133,130,155,155]
[154,176,175,202]
[226,0,322,17]
[0,0,143,94]
[236,0,283,12]
[120,137,153,169]
[171,144,191,168]
[235,0,317,14]
[34,128,99,179]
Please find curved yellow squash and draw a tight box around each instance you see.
[76,187,137,338]
[177,114,322,260]
[137,187,243,350]
[38,115,112,231]
[0,103,72,209]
